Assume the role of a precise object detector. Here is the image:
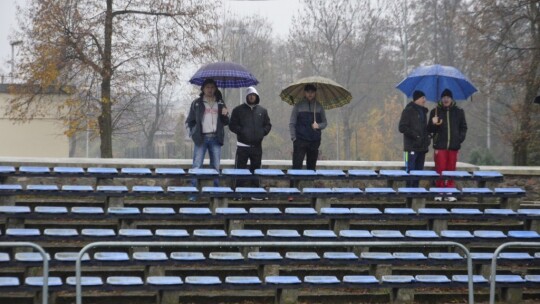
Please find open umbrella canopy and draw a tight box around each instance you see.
[396,64,477,102]
[189,61,259,88]
[279,76,352,110]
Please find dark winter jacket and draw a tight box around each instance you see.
[229,101,272,146]
[289,99,327,142]
[185,97,229,146]
[427,102,467,150]
[398,101,430,152]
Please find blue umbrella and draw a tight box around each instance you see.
[396,64,477,102]
[189,61,259,88]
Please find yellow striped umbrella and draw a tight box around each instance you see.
[279,76,352,110]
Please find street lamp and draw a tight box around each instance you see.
[10,40,23,80]
[230,26,248,105]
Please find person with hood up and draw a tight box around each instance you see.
[229,86,272,199]
[185,78,229,199]
[398,90,430,187]
[427,88,468,202]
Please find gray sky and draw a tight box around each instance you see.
[0,0,301,76]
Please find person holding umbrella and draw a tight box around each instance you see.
[427,89,468,202]
[289,83,327,171]
[398,90,430,187]
[229,86,272,199]
[185,78,229,196]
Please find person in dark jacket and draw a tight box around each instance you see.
[229,86,272,196]
[427,89,468,201]
[289,84,327,170]
[185,78,229,194]
[398,90,430,187]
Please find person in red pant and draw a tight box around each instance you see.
[427,89,468,202]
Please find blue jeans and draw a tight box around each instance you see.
[192,135,221,188]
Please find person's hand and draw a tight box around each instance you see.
[312,122,319,129]
[221,107,228,115]
[432,116,442,125]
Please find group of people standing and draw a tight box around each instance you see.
[185,79,326,201]
[399,89,468,201]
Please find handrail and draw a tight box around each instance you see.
[75,241,474,304]
[489,241,540,304]
[0,242,49,304]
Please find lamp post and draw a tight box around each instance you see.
[230,26,247,105]
[10,40,22,80]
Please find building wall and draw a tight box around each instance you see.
[0,92,69,157]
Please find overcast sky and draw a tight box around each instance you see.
[0,0,301,77]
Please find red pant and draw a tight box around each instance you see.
[434,149,458,188]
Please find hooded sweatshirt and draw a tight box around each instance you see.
[229,86,272,146]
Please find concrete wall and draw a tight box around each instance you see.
[0,91,69,157]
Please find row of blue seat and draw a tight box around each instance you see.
[1,273,536,287]
[0,166,504,181]
[1,205,538,219]
[0,184,525,198]
[1,227,538,240]
[6,250,540,263]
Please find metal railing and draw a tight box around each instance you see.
[489,241,540,304]
[75,241,475,304]
[0,242,49,304]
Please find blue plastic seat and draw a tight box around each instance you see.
[339,230,372,238]
[265,276,301,284]
[154,168,185,175]
[94,252,129,261]
[254,169,284,176]
[81,229,116,237]
[393,252,427,260]
[25,277,62,286]
[285,252,320,260]
[320,207,350,215]
[323,252,358,260]
[0,184,22,192]
[343,275,378,284]
[304,276,340,284]
[508,230,540,239]
[494,187,526,195]
[107,276,143,285]
[268,187,301,195]
[0,166,15,174]
[19,166,49,174]
[517,209,540,216]
[231,229,264,238]
[473,171,503,178]
[452,275,488,283]
[0,277,21,287]
[0,206,30,213]
[185,276,221,285]
[225,276,261,284]
[471,252,493,260]
[86,167,118,174]
[193,229,227,237]
[379,170,408,177]
[428,252,463,260]
[303,230,337,238]
[53,167,84,174]
[248,252,282,260]
[0,253,10,262]
[170,252,205,261]
[441,230,474,238]
[360,252,394,260]
[108,207,140,215]
[525,275,540,283]
[133,252,168,261]
[155,229,189,238]
[44,228,78,236]
[6,228,40,236]
[303,187,333,195]
[450,208,482,215]
[179,207,211,215]
[119,229,152,237]
[143,207,175,215]
[418,208,449,215]
[221,169,252,176]
[26,185,58,191]
[234,187,266,196]
[316,169,346,177]
[285,207,317,215]
[441,171,471,178]
[66,276,103,286]
[461,187,493,195]
[332,187,363,194]
[397,188,429,195]
[350,208,381,215]
[121,168,152,175]
[382,275,414,283]
[71,207,104,214]
[35,206,67,214]
[55,252,90,262]
[371,230,404,238]
[484,209,516,215]
[146,276,183,285]
[415,275,450,283]
[429,187,460,195]
[494,275,525,283]
[473,230,506,238]
[405,230,439,238]
[249,207,281,214]
[15,252,50,262]
[267,229,300,238]
[62,185,94,192]
[167,186,198,194]
[201,187,233,194]
[209,252,243,261]
[132,186,163,193]
[96,185,128,193]
[384,208,415,215]
[216,207,248,215]
[188,168,219,175]
[499,252,533,260]
[287,169,316,176]
[364,187,395,195]
[409,170,439,177]
[347,170,377,177]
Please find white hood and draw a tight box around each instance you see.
[245,86,260,105]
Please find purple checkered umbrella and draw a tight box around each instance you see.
[189,61,259,88]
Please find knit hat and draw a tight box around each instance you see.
[441,89,453,99]
[304,83,317,92]
[412,90,425,101]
